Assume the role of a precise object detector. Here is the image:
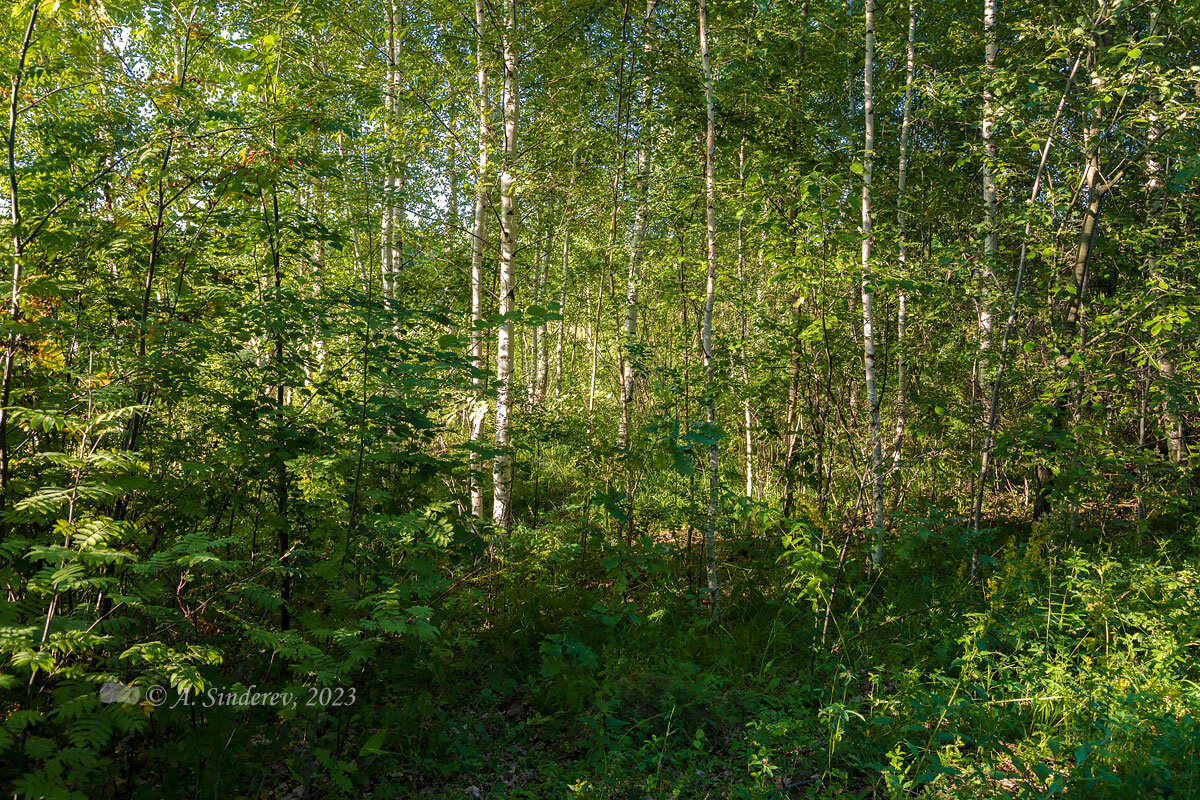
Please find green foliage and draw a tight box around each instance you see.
[1,0,1198,796]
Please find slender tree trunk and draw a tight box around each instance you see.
[1158,354,1184,465]
[1144,86,1185,467]
[618,0,658,451]
[737,142,753,499]
[970,0,998,561]
[1050,94,1106,532]
[591,6,631,423]
[1,3,39,518]
[971,44,1086,545]
[381,3,395,300]
[309,176,327,381]
[699,0,721,619]
[554,152,576,399]
[977,0,998,384]
[889,0,916,512]
[779,2,808,518]
[270,182,290,631]
[1028,17,1126,530]
[535,230,550,404]
[587,274,605,417]
[469,0,490,521]
[381,0,403,303]
[527,217,547,407]
[782,295,802,513]
[446,113,458,242]
[861,0,884,567]
[1136,370,1149,522]
[124,7,196,455]
[1066,116,1104,338]
[492,0,520,529]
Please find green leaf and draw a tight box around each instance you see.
[360,731,387,756]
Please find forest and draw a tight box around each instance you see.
[1,0,1198,796]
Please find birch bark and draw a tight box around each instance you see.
[618,0,659,451]
[469,0,490,521]
[889,0,916,511]
[861,0,884,566]
[492,0,520,528]
[699,0,721,618]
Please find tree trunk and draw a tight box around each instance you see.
[860,0,884,567]
[1158,354,1184,465]
[124,6,197,455]
[1136,370,1149,522]
[270,182,290,631]
[1145,84,1185,467]
[526,214,541,408]
[469,0,491,522]
[587,272,605,417]
[1041,91,1107,526]
[699,0,721,619]
[737,142,753,499]
[492,0,520,529]
[1,3,39,518]
[618,0,658,451]
[447,112,458,243]
[889,0,916,512]
[554,152,576,399]
[381,0,403,303]
[971,43,1087,539]
[591,6,632,423]
[977,0,998,385]
[535,229,550,404]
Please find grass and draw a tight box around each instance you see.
[295,504,1200,799]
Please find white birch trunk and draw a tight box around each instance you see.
[492,0,519,528]
[978,0,998,381]
[618,0,658,451]
[861,0,884,566]
[737,141,753,499]
[535,229,550,403]
[1145,80,1185,466]
[468,0,490,521]
[699,0,721,618]
[890,0,916,509]
[554,153,575,399]
[971,41,1087,549]
[381,0,403,303]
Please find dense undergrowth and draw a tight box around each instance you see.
[9,474,1198,799]
[1,351,1195,798]
[363,511,1200,800]
[3,0,1199,796]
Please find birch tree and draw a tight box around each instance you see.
[889,0,916,511]
[492,0,520,528]
[699,0,721,618]
[1,2,39,512]
[977,0,998,384]
[381,0,403,302]
[618,0,658,452]
[554,151,576,399]
[737,141,753,499]
[971,37,1088,544]
[1145,75,1184,467]
[469,0,490,521]
[860,0,884,566]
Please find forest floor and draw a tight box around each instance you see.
[221,509,1200,799]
